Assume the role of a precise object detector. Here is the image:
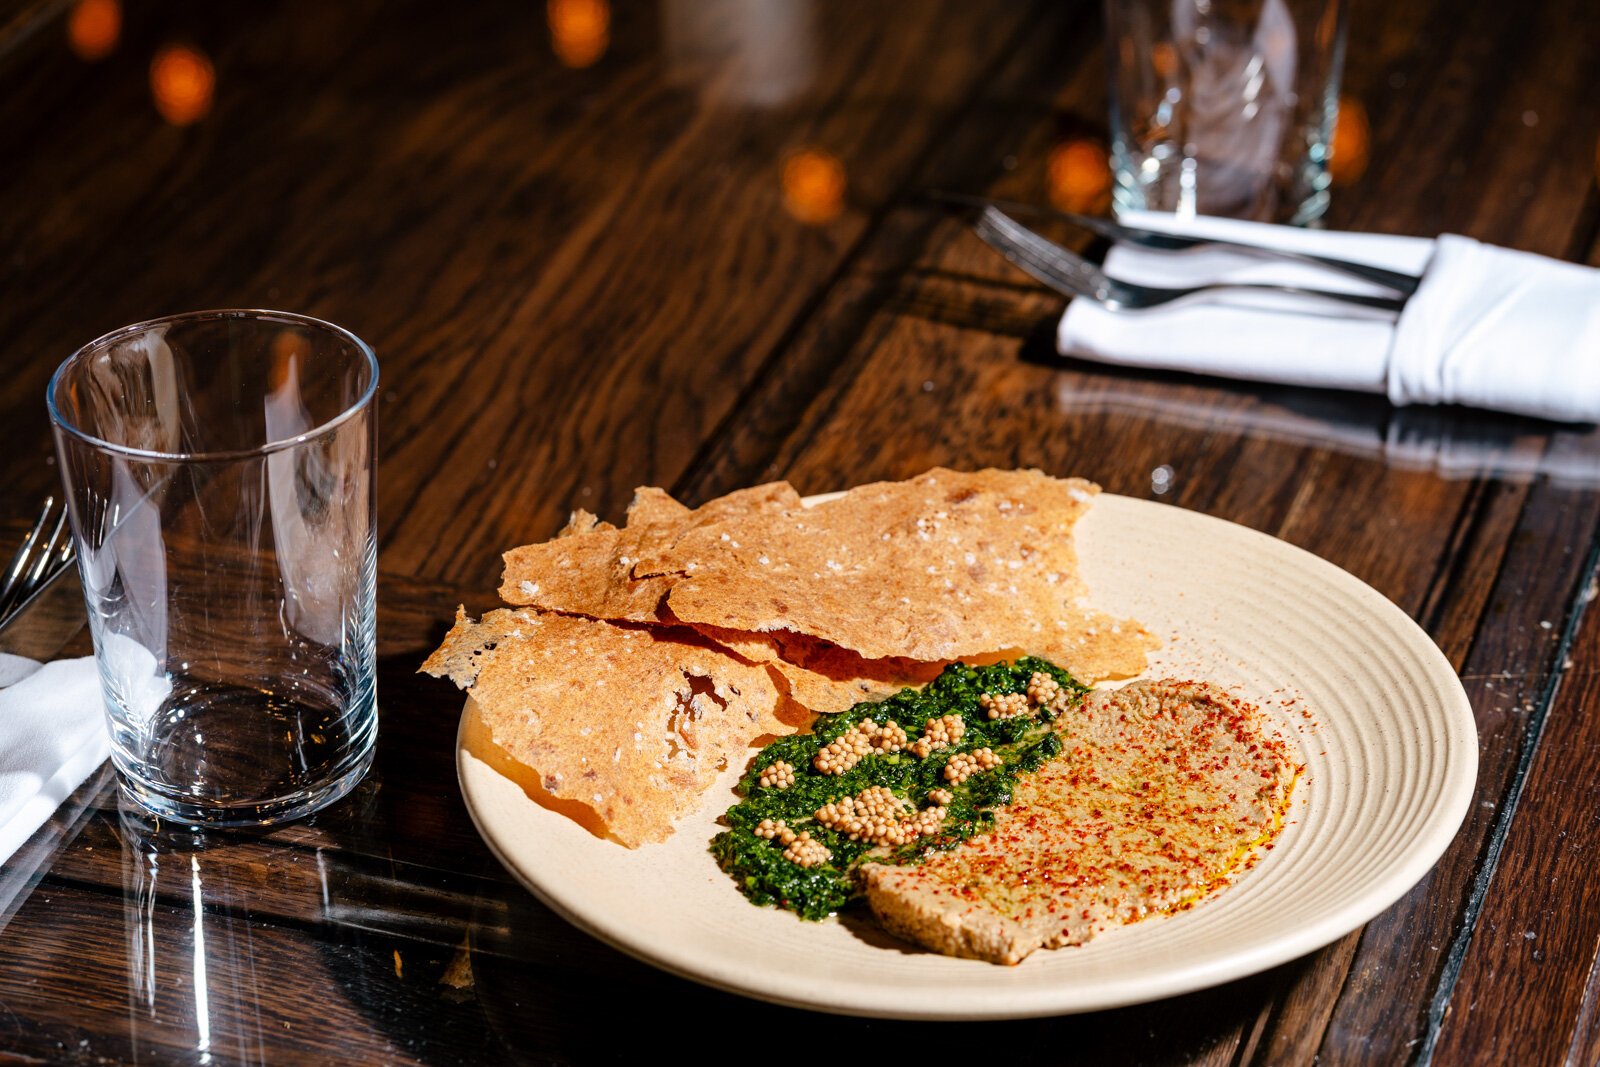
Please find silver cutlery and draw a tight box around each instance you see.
[938,192,1421,296]
[973,206,1410,314]
[0,496,75,629]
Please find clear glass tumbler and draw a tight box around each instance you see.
[1105,0,1348,224]
[48,310,378,825]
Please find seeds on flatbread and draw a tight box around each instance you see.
[499,482,802,623]
[424,607,798,847]
[635,468,1156,679]
[498,490,687,622]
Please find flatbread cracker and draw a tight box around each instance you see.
[498,482,803,623]
[421,605,527,689]
[425,607,797,846]
[498,492,686,622]
[555,509,611,538]
[635,468,1156,676]
[622,485,692,528]
[1044,616,1161,685]
[690,625,947,712]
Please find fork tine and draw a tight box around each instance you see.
[977,210,1082,290]
[988,232,1085,294]
[26,507,70,587]
[0,497,55,605]
[0,496,78,624]
[974,210,1103,300]
[981,208,1108,290]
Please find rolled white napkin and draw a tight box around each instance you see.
[0,654,107,865]
[1057,213,1600,423]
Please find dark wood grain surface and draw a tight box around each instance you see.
[1,0,1598,1063]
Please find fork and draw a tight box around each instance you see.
[936,191,1420,296]
[973,206,1409,314]
[0,496,76,627]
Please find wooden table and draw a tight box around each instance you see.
[2,0,1598,1062]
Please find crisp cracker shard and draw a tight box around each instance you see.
[691,625,954,713]
[424,608,796,847]
[635,468,1157,680]
[498,482,802,623]
[421,606,525,689]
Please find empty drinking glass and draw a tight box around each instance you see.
[48,310,378,825]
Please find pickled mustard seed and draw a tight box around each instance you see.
[758,759,797,789]
[782,831,831,868]
[755,818,798,845]
[814,719,907,775]
[944,747,1001,784]
[980,692,1030,720]
[814,786,949,848]
[909,713,965,758]
[1025,671,1062,708]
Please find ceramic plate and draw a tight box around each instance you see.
[456,494,1477,1019]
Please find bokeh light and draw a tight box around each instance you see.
[1046,138,1111,214]
[67,0,120,62]
[1150,41,1178,81]
[548,0,610,69]
[781,148,846,225]
[1329,95,1370,186]
[150,45,215,126]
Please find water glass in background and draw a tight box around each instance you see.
[1105,0,1348,224]
[48,310,379,825]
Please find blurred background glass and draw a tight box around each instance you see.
[1105,0,1348,223]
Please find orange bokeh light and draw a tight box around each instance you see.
[1047,139,1111,214]
[67,0,120,62]
[781,148,846,225]
[549,0,610,69]
[1150,41,1178,82]
[1329,95,1370,186]
[150,44,215,126]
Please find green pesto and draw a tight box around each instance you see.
[709,657,1087,921]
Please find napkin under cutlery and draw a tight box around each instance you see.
[0,654,106,867]
[1057,213,1600,423]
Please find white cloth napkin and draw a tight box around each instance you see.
[0,654,107,865]
[1057,213,1600,423]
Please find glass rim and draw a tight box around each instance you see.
[46,308,380,463]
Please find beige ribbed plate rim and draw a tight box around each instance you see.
[457,493,1478,1019]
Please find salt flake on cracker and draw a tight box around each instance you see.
[498,482,802,623]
